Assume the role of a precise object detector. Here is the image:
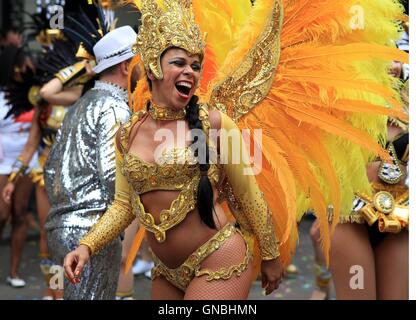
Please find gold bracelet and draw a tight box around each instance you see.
[55,61,88,86]
[8,157,29,184]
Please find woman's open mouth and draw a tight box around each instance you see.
[175,81,193,99]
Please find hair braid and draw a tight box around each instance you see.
[185,95,216,229]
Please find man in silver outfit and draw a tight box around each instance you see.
[44,26,137,300]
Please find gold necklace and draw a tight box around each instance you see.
[149,102,186,121]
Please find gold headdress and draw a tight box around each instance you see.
[132,0,206,79]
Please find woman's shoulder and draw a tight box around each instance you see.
[204,104,238,131]
[202,104,222,131]
[121,109,148,130]
[116,109,148,152]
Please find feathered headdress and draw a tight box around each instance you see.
[64,4,117,62]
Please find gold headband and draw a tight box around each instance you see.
[132,0,206,80]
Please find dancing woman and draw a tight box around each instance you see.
[64,0,407,300]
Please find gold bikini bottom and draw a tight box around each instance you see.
[341,182,409,233]
[150,222,252,292]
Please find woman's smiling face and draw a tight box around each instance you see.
[149,48,202,110]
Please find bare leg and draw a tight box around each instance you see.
[10,176,33,278]
[330,223,377,299]
[0,176,11,239]
[310,219,332,300]
[36,186,64,299]
[36,186,49,257]
[184,233,253,300]
[152,276,185,300]
[375,231,408,299]
[116,218,139,299]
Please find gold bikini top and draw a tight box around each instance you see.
[118,105,220,242]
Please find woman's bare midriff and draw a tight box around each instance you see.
[141,189,230,269]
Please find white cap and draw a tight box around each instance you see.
[93,26,137,74]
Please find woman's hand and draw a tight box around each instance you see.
[84,60,96,77]
[63,245,91,284]
[261,257,284,295]
[2,182,15,205]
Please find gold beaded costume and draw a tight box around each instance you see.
[81,0,408,291]
[81,104,280,290]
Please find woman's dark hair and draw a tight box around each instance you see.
[0,45,26,87]
[185,95,216,229]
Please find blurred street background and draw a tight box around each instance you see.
[0,215,335,300]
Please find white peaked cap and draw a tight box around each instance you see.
[93,26,137,73]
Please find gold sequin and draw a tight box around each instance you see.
[209,0,283,121]
[80,200,136,254]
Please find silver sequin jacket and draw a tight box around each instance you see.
[44,81,132,231]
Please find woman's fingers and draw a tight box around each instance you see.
[74,258,86,281]
[264,271,284,295]
[64,253,79,284]
[264,278,280,295]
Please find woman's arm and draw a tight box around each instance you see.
[218,111,283,295]
[79,132,136,254]
[39,78,82,106]
[219,111,280,260]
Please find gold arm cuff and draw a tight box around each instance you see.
[7,171,21,184]
[55,61,88,86]
[262,251,281,261]
[78,241,94,256]
[8,159,29,184]
[79,200,135,255]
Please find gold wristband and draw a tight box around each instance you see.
[55,61,90,86]
[8,167,27,184]
[8,157,29,184]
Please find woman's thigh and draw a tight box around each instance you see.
[152,276,184,300]
[0,175,11,220]
[330,223,377,299]
[184,232,253,300]
[375,231,408,300]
